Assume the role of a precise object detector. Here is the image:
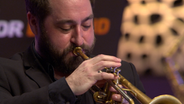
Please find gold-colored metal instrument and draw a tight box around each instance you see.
[73,47,182,104]
[164,57,184,103]
[163,36,184,103]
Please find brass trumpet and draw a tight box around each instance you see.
[73,47,182,104]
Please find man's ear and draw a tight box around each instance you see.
[27,12,39,36]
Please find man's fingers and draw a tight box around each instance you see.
[95,72,116,80]
[111,94,122,102]
[109,84,123,92]
[111,94,129,104]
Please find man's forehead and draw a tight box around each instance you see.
[48,0,93,19]
[48,0,92,11]
[55,14,94,25]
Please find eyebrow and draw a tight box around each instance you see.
[82,14,94,23]
[57,14,94,24]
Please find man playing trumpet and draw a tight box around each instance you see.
[0,0,145,103]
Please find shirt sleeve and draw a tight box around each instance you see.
[48,77,77,104]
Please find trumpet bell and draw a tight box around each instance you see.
[150,95,182,104]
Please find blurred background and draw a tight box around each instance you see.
[1,0,184,102]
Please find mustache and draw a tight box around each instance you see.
[62,44,91,57]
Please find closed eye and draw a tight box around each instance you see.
[83,25,91,29]
[59,25,74,32]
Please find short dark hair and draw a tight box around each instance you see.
[25,0,95,24]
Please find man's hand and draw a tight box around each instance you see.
[65,54,121,95]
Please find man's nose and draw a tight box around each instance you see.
[70,26,84,46]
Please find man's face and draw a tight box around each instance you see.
[38,0,95,74]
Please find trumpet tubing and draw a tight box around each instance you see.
[163,36,184,103]
[73,47,182,104]
[164,59,184,103]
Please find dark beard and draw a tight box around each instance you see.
[50,44,93,75]
[38,25,95,75]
